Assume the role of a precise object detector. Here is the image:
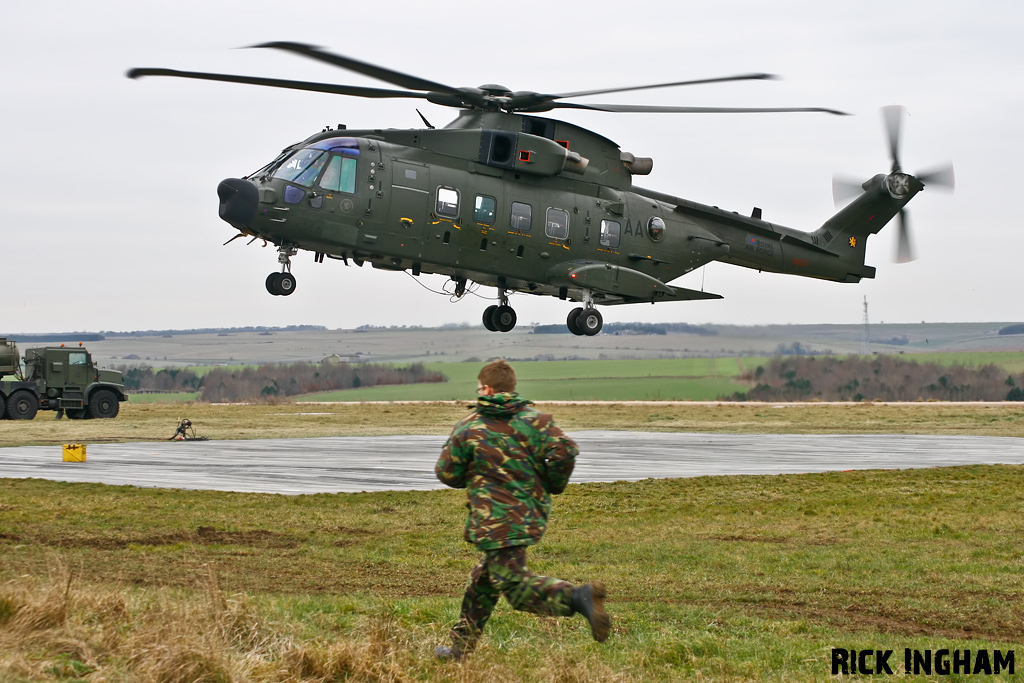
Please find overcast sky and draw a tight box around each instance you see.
[2,1,1020,333]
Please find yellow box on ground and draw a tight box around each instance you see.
[62,444,86,462]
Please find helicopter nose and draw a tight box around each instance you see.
[217,178,258,230]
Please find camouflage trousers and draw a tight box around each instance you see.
[450,545,575,651]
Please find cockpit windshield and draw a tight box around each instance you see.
[273,149,329,186]
[269,138,361,188]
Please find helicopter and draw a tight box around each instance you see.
[128,42,953,335]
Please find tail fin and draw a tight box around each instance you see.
[811,173,919,279]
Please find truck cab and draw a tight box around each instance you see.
[0,340,126,420]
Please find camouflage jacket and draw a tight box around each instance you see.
[435,392,578,550]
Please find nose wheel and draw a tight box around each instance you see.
[266,245,298,296]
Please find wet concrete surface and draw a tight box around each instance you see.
[1,431,1022,494]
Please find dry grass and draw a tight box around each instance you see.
[3,465,1024,681]
[0,566,641,682]
[1,400,1023,448]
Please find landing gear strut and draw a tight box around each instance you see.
[266,245,298,296]
[566,291,603,336]
[483,287,517,333]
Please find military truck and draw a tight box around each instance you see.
[0,338,126,419]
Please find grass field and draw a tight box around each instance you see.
[297,357,762,402]
[2,466,1022,681]
[2,402,1023,680]
[118,352,1024,403]
[293,354,1024,403]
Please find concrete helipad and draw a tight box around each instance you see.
[1,431,1022,494]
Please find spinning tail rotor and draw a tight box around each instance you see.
[833,105,954,262]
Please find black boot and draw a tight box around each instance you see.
[571,581,610,642]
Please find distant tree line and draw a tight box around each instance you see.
[112,365,202,393]
[2,333,106,343]
[201,361,444,402]
[102,325,327,338]
[112,361,446,402]
[999,324,1024,336]
[729,356,1024,402]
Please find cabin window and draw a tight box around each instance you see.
[69,352,87,366]
[545,208,569,240]
[600,220,621,248]
[648,216,666,242]
[436,187,460,217]
[475,195,496,224]
[274,149,329,186]
[510,201,532,233]
[320,156,358,194]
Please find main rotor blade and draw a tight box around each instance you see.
[543,102,850,115]
[895,208,915,263]
[127,68,439,101]
[547,73,777,100]
[882,105,904,172]
[916,162,955,190]
[250,42,469,100]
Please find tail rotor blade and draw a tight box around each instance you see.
[832,176,866,207]
[895,208,915,263]
[882,105,904,172]
[916,163,955,191]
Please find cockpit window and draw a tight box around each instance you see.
[308,137,361,155]
[273,149,329,186]
[320,156,358,194]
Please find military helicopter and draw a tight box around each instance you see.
[128,43,953,335]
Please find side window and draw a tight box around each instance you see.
[545,208,569,240]
[648,216,666,241]
[436,187,460,217]
[600,220,621,248]
[320,156,358,194]
[510,201,532,233]
[474,195,496,225]
[69,352,87,366]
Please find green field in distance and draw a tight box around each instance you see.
[124,352,1024,403]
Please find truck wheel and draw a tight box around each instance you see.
[6,391,39,420]
[89,390,119,419]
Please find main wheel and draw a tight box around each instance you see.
[578,308,603,336]
[482,305,499,331]
[6,391,38,420]
[266,272,282,295]
[567,307,585,336]
[88,389,119,419]
[276,272,297,296]
[492,305,517,332]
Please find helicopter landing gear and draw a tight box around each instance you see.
[483,289,517,333]
[266,272,297,296]
[567,292,603,336]
[266,246,298,296]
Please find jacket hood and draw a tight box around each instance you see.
[476,392,531,419]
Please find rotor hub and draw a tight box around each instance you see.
[885,172,913,199]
